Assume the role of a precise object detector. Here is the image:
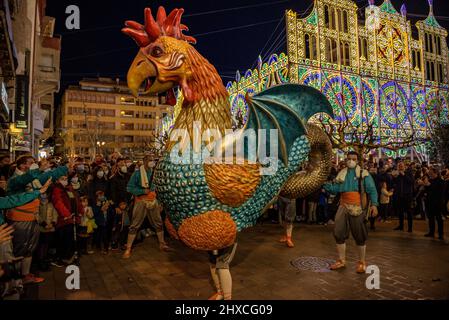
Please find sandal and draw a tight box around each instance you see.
[122,250,132,259]
[356,261,366,274]
[208,292,224,300]
[330,259,346,270]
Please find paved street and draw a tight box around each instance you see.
[26,219,449,300]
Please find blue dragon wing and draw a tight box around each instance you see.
[245,84,334,166]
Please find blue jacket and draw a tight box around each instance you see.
[127,167,155,196]
[324,168,379,206]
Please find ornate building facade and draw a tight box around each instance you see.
[227,0,449,160]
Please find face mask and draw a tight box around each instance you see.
[99,196,106,201]
[346,160,357,169]
[126,162,132,167]
[104,170,109,175]
[71,177,79,184]
[40,193,47,200]
[72,182,81,190]
[60,180,68,187]
[121,166,128,173]
[30,163,39,171]
[97,171,104,178]
[77,165,85,173]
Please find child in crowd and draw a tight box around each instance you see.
[93,191,114,254]
[112,202,131,251]
[78,196,95,255]
[379,181,394,224]
[35,192,58,271]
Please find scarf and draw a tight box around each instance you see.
[335,166,369,184]
[140,165,150,189]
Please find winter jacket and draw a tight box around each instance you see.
[324,168,379,206]
[425,178,445,213]
[127,168,155,196]
[51,184,83,228]
[93,200,115,227]
[37,200,58,233]
[392,170,415,197]
[109,173,131,205]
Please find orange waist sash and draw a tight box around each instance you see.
[6,199,41,222]
[340,192,361,206]
[135,192,156,203]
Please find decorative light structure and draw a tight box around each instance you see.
[226,0,449,159]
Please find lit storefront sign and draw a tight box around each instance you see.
[15,75,29,129]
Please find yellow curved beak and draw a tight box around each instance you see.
[127,50,157,97]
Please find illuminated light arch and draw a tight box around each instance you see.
[322,75,358,123]
[411,87,428,129]
[379,81,409,129]
[360,80,377,125]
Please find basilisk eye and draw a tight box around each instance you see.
[151,46,164,57]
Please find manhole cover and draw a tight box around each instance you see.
[291,256,335,273]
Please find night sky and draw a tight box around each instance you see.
[46,0,449,103]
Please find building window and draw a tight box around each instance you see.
[429,34,435,53]
[120,97,135,105]
[41,104,52,129]
[305,33,311,59]
[416,50,422,70]
[336,9,342,31]
[121,123,134,130]
[121,110,134,118]
[359,37,368,60]
[330,8,336,29]
[330,39,338,63]
[310,35,317,60]
[103,109,115,117]
[340,41,350,66]
[324,5,330,28]
[426,61,436,81]
[436,36,442,55]
[412,50,422,71]
[343,10,348,33]
[437,63,444,82]
[412,50,416,69]
[120,136,134,143]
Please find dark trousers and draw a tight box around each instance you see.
[35,232,54,266]
[379,203,390,221]
[56,225,74,261]
[77,226,90,254]
[426,206,444,238]
[94,225,109,250]
[317,204,328,223]
[396,195,413,231]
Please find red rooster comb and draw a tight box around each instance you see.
[122,7,197,47]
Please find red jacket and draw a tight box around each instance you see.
[52,184,83,228]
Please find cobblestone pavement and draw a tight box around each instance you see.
[27,219,449,300]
